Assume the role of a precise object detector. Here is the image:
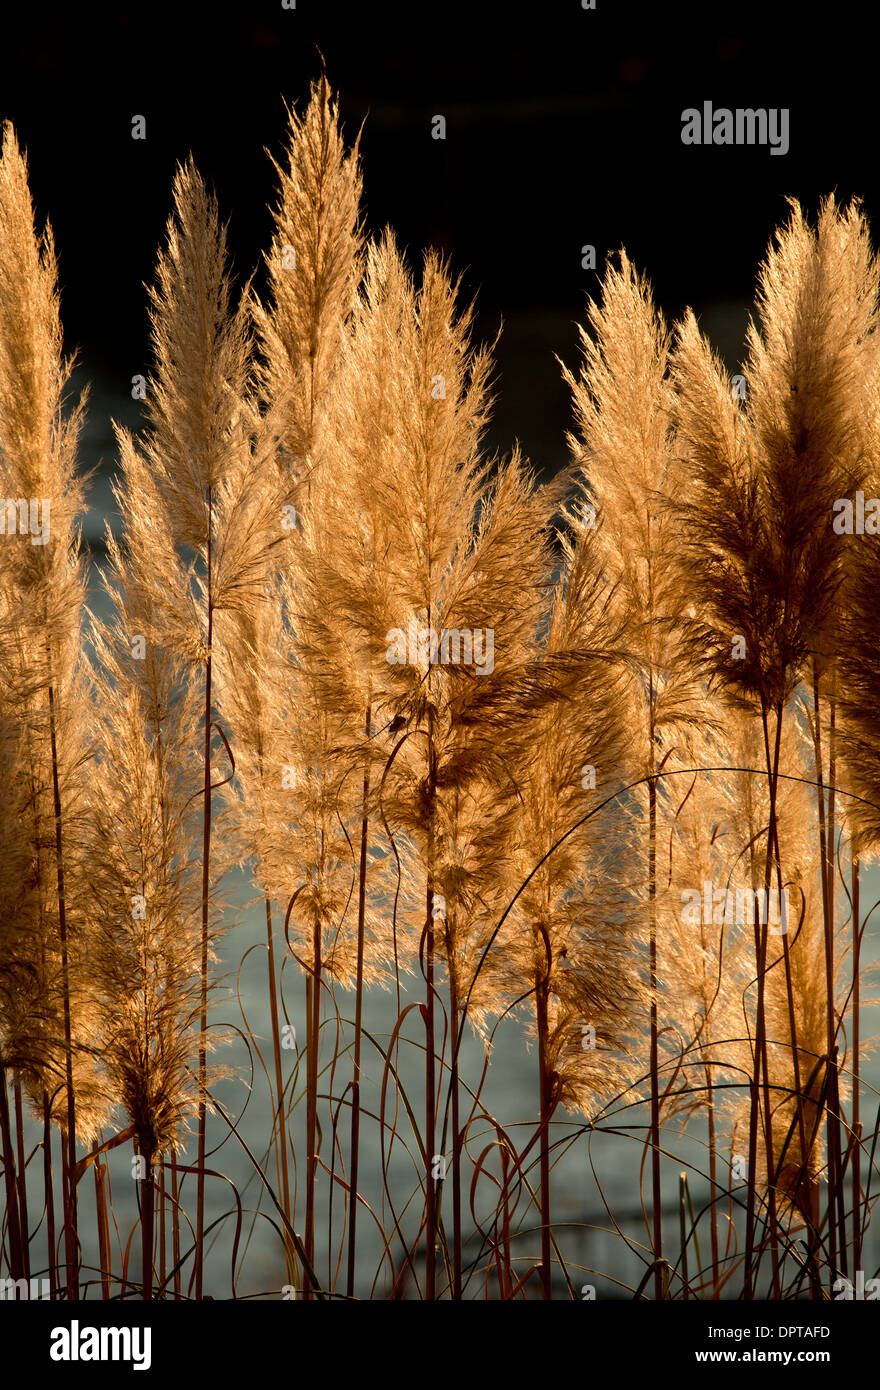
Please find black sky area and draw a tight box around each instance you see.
[0,1,874,477]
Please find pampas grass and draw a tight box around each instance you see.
[3,82,880,1303]
[118,155,283,1297]
[0,120,101,1298]
[561,251,704,1295]
[86,503,207,1299]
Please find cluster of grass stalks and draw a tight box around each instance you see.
[1,78,880,1300]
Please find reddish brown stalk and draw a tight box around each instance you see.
[424,709,438,1301]
[265,897,294,1284]
[447,955,462,1300]
[811,669,842,1282]
[303,971,314,1299]
[346,703,371,1299]
[13,1077,29,1278]
[171,1150,181,1300]
[94,1157,112,1299]
[830,1063,848,1279]
[851,857,861,1271]
[743,698,784,1299]
[498,1138,513,1298]
[761,705,817,1266]
[424,927,437,1299]
[704,1053,720,1298]
[641,536,665,1302]
[535,928,554,1300]
[756,1035,782,1301]
[742,1023,763,1298]
[47,676,78,1300]
[826,691,848,1277]
[42,1092,57,1296]
[141,1146,155,1300]
[195,488,214,1302]
[58,1132,72,1299]
[740,915,765,1302]
[0,1064,23,1276]
[647,762,663,1299]
[158,1160,166,1297]
[303,921,322,1298]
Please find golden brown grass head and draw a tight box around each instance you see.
[837,456,880,853]
[123,157,290,664]
[0,122,107,1141]
[476,497,648,1109]
[87,581,207,1157]
[146,158,252,550]
[670,197,880,711]
[254,73,363,478]
[657,719,756,1125]
[562,251,707,785]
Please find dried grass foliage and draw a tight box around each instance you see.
[0,89,878,1300]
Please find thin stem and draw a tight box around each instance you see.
[755,702,783,1297]
[827,688,848,1277]
[424,703,438,1301]
[42,1092,57,1297]
[346,701,371,1299]
[761,702,816,1275]
[0,1064,23,1276]
[13,1077,29,1279]
[171,1149,181,1300]
[158,1159,167,1298]
[195,484,214,1301]
[265,897,294,1283]
[704,1052,720,1298]
[852,855,861,1272]
[648,766,663,1298]
[535,942,554,1300]
[811,667,841,1283]
[142,1147,155,1300]
[743,697,782,1298]
[94,1157,112,1299]
[304,920,322,1298]
[47,675,78,1300]
[448,955,462,1300]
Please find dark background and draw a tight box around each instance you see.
[0,0,872,480]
